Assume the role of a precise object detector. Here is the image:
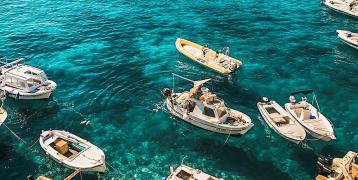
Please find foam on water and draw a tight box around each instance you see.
[0,0,357,179]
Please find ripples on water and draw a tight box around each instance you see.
[0,0,357,179]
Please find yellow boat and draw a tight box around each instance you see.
[175,38,243,75]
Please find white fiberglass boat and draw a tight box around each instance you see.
[0,91,7,126]
[323,0,358,18]
[167,164,221,180]
[316,151,358,180]
[284,90,335,141]
[337,30,358,49]
[162,73,253,135]
[0,58,56,100]
[39,130,106,173]
[257,97,306,144]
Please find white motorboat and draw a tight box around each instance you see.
[257,97,306,144]
[284,90,336,141]
[0,91,7,126]
[167,164,221,180]
[39,130,106,173]
[162,73,253,135]
[323,0,358,18]
[337,30,358,49]
[0,58,57,100]
[316,151,358,180]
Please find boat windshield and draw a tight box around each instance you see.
[203,107,215,118]
[26,78,41,88]
[39,72,48,82]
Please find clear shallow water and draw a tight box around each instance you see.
[0,0,357,179]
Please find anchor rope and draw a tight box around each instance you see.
[105,161,124,176]
[51,98,91,123]
[3,124,43,156]
[224,131,231,144]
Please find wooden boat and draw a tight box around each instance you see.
[167,164,221,180]
[323,0,358,18]
[257,97,306,144]
[337,30,358,49]
[175,38,242,75]
[39,130,106,173]
[163,74,253,135]
[284,90,335,141]
[316,151,358,180]
[0,58,57,100]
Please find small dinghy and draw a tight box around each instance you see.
[284,90,335,141]
[167,164,221,180]
[0,58,57,100]
[257,97,306,144]
[175,38,242,75]
[163,73,253,135]
[39,130,106,173]
[323,0,358,18]
[337,30,358,49]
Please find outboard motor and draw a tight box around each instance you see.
[289,95,296,104]
[262,97,269,103]
[229,61,237,72]
[317,155,333,176]
[162,88,171,97]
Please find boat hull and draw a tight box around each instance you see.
[0,108,7,126]
[323,0,358,18]
[257,102,305,144]
[166,98,253,135]
[3,80,56,100]
[46,154,106,173]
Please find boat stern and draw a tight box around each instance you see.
[45,80,57,91]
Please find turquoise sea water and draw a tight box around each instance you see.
[0,0,357,179]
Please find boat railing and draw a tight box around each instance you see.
[0,57,25,71]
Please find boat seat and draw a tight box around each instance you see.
[270,113,287,123]
[290,104,308,109]
[205,94,217,104]
[294,108,303,117]
[351,163,358,178]
[303,110,311,120]
[269,113,282,119]
[183,45,202,58]
[67,149,79,159]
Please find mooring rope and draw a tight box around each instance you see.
[50,99,92,124]
[3,124,43,156]
[3,124,27,144]
[105,161,124,176]
[224,131,231,144]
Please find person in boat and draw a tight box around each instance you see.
[202,44,209,57]
[189,84,203,99]
[347,33,352,38]
[214,50,219,63]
